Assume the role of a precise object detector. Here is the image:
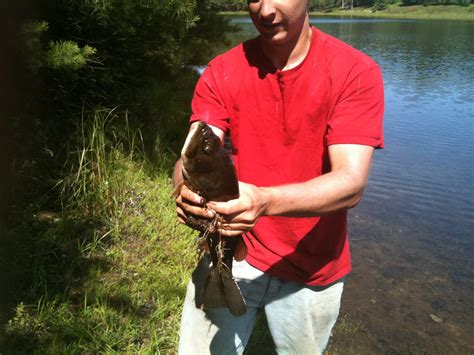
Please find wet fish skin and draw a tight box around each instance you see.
[181,121,246,316]
[181,122,239,202]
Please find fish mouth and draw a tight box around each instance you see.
[181,121,208,159]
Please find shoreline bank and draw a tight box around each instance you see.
[220,4,474,21]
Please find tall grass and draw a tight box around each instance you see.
[2,107,198,352]
[60,107,144,220]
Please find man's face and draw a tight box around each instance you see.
[248,0,310,45]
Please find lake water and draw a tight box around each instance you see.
[228,17,474,353]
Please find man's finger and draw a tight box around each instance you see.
[220,222,253,231]
[207,200,242,216]
[219,228,246,237]
[181,185,205,205]
[176,206,187,221]
[172,181,184,198]
[179,201,215,219]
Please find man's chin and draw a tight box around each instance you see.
[259,31,289,45]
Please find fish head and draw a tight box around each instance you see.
[181,121,239,202]
[182,121,223,174]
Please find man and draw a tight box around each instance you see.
[173,0,384,353]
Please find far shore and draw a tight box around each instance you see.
[220,4,474,21]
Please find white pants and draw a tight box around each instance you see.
[178,256,344,355]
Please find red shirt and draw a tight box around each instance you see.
[190,27,384,286]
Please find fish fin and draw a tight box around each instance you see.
[203,268,227,309]
[220,266,247,317]
[234,236,248,262]
[202,266,247,316]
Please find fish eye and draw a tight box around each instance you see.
[203,139,219,155]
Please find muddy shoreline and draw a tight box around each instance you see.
[329,211,473,354]
[245,210,473,354]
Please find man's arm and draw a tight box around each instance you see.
[208,144,374,236]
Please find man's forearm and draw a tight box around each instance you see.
[261,167,367,218]
[260,144,374,218]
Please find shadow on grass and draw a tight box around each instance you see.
[244,312,277,355]
[0,210,114,350]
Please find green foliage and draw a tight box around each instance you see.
[209,0,248,11]
[47,41,97,71]
[311,3,474,18]
[8,0,232,230]
[20,21,98,72]
[186,0,239,65]
[401,0,471,5]
[309,0,340,11]
[60,108,144,219]
[19,20,49,72]
[4,105,197,352]
[4,0,233,352]
[373,0,388,10]
[16,0,232,117]
[47,0,230,86]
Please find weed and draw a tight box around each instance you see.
[2,103,199,352]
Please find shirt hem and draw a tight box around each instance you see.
[190,115,229,133]
[327,135,384,149]
[245,255,352,287]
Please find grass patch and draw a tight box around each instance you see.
[1,107,200,352]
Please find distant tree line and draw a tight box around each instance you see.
[210,0,472,11]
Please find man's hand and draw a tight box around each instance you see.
[175,184,215,224]
[174,180,249,261]
[207,181,268,237]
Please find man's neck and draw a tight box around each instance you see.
[261,20,312,71]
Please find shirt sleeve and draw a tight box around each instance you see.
[190,63,230,133]
[326,65,384,148]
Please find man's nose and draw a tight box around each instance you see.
[259,0,277,21]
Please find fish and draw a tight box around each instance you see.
[180,121,247,317]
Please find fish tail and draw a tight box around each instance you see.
[203,265,246,317]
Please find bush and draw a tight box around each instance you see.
[373,0,388,10]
